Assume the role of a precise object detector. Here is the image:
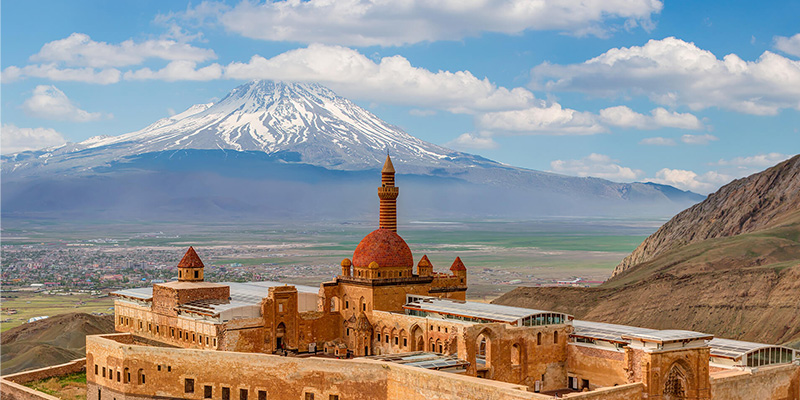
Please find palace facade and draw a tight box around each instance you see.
[88,156,799,400]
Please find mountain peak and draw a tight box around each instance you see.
[62,80,460,171]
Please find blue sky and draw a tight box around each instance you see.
[2,0,798,193]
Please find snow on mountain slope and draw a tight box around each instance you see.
[1,80,704,217]
[73,81,462,170]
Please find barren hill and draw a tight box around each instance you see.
[493,154,800,348]
[0,313,115,375]
[611,154,800,278]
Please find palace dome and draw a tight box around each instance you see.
[352,228,413,269]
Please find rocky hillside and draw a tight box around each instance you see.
[494,154,800,348]
[1,313,115,375]
[611,154,800,278]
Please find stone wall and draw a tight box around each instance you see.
[87,333,552,400]
[561,383,645,399]
[710,363,800,400]
[1,358,86,400]
[567,344,627,389]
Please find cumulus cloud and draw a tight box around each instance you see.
[599,106,703,130]
[1,124,67,154]
[550,153,644,181]
[22,85,106,122]
[639,137,676,146]
[647,168,731,194]
[223,44,534,114]
[680,133,718,145]
[648,152,794,194]
[774,33,800,57]
[446,133,498,150]
[31,33,216,68]
[164,0,663,46]
[124,61,223,81]
[477,102,605,135]
[2,64,121,84]
[532,37,800,115]
[3,32,216,84]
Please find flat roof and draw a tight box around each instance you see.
[574,320,712,344]
[360,351,470,371]
[622,330,714,343]
[572,320,656,344]
[113,280,319,315]
[112,287,153,301]
[404,296,571,323]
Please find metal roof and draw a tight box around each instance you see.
[360,351,470,371]
[572,320,656,343]
[112,287,153,301]
[404,296,570,323]
[574,320,712,343]
[622,330,714,343]
[708,338,796,360]
[113,281,319,316]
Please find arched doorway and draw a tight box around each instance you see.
[276,322,286,350]
[663,362,690,400]
[410,324,424,351]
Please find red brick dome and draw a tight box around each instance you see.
[353,228,413,269]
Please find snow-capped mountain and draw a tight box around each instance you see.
[8,81,482,175]
[1,81,704,221]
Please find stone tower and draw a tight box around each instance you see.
[377,155,399,232]
[177,246,205,282]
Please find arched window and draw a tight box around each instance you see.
[137,369,145,385]
[554,331,559,344]
[537,332,542,345]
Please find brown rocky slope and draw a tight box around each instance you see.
[493,154,800,348]
[611,154,800,278]
[0,312,115,375]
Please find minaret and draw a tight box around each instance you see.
[377,155,399,232]
[177,246,205,282]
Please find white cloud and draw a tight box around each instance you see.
[639,137,676,146]
[1,64,121,84]
[22,85,106,122]
[166,0,663,46]
[532,37,800,115]
[550,153,644,181]
[599,106,703,130]
[31,33,216,68]
[446,133,498,150]
[774,33,800,57]
[649,152,794,194]
[680,133,718,145]
[124,61,223,81]
[714,153,791,167]
[647,168,731,193]
[1,124,67,154]
[223,44,534,114]
[477,102,605,135]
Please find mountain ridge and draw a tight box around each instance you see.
[2,80,704,220]
[492,155,800,348]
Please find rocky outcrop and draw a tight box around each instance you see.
[611,154,800,279]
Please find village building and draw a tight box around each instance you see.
[88,156,799,400]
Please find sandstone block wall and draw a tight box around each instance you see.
[86,333,553,400]
[710,363,800,400]
[1,358,85,400]
[567,344,627,389]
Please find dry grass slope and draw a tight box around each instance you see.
[1,313,115,375]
